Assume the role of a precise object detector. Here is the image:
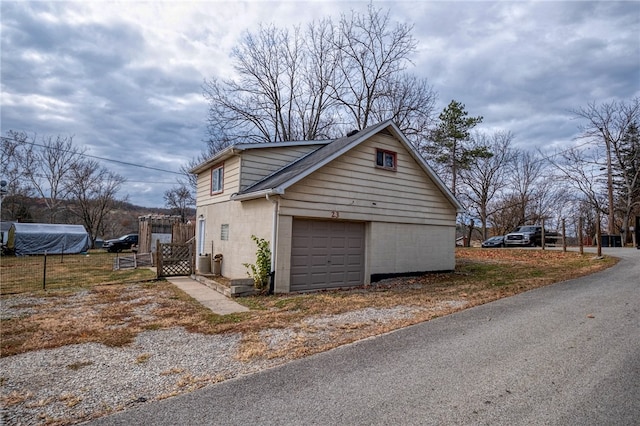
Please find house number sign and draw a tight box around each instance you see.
[331,211,340,218]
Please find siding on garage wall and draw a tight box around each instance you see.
[240,145,324,191]
[195,156,241,207]
[369,222,456,276]
[279,133,457,225]
[196,198,273,279]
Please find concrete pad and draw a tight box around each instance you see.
[165,276,250,315]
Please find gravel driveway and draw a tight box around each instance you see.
[87,247,640,426]
[1,301,445,425]
[2,247,634,425]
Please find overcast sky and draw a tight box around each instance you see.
[1,1,638,207]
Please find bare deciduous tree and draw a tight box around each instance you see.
[203,6,436,152]
[204,22,338,148]
[164,184,195,223]
[1,131,36,221]
[369,73,437,147]
[572,97,640,234]
[547,146,607,229]
[508,149,545,227]
[15,133,84,223]
[66,158,126,247]
[459,131,515,240]
[332,6,419,130]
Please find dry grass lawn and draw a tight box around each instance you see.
[1,248,618,361]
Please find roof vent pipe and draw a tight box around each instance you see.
[346,129,359,137]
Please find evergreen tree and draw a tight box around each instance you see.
[613,121,640,242]
[429,100,488,195]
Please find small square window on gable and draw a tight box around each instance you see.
[211,163,224,195]
[375,149,397,171]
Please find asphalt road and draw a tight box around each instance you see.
[89,247,639,426]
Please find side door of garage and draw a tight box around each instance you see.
[290,219,365,292]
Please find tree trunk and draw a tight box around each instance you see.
[466,219,474,247]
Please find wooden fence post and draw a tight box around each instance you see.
[191,240,195,275]
[578,217,584,255]
[43,251,47,290]
[596,219,602,257]
[156,239,162,278]
[562,218,567,252]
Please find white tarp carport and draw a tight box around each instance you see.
[8,223,90,255]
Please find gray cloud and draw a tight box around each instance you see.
[408,1,639,149]
[1,1,638,207]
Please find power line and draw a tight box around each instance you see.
[1,136,188,176]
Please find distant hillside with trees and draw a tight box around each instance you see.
[0,195,194,242]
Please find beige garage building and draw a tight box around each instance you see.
[191,120,463,293]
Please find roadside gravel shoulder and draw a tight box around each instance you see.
[1,304,444,425]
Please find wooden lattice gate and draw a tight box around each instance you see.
[156,240,194,277]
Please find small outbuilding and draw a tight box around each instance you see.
[7,223,90,256]
[191,120,463,293]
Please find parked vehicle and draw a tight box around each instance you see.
[504,226,559,247]
[481,236,505,248]
[103,234,138,253]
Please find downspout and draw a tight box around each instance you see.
[266,193,279,294]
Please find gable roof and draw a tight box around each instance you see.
[190,140,331,175]
[229,120,463,212]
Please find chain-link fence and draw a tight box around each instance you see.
[0,251,157,295]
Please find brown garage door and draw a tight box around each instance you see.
[290,219,365,292]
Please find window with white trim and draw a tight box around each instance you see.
[211,164,224,194]
[375,149,397,171]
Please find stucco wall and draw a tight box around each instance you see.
[369,222,456,276]
[196,198,273,280]
[273,213,292,293]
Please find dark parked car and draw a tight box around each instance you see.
[504,225,560,247]
[481,235,505,248]
[103,234,138,253]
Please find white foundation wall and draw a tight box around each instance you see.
[369,222,456,275]
[197,198,273,280]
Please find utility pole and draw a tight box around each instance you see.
[600,127,615,237]
[0,180,7,246]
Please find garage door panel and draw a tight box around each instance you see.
[347,238,363,249]
[311,237,329,249]
[291,255,310,267]
[311,272,329,284]
[346,271,362,281]
[329,272,346,281]
[331,238,346,249]
[291,219,365,292]
[329,255,345,266]
[292,236,310,248]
